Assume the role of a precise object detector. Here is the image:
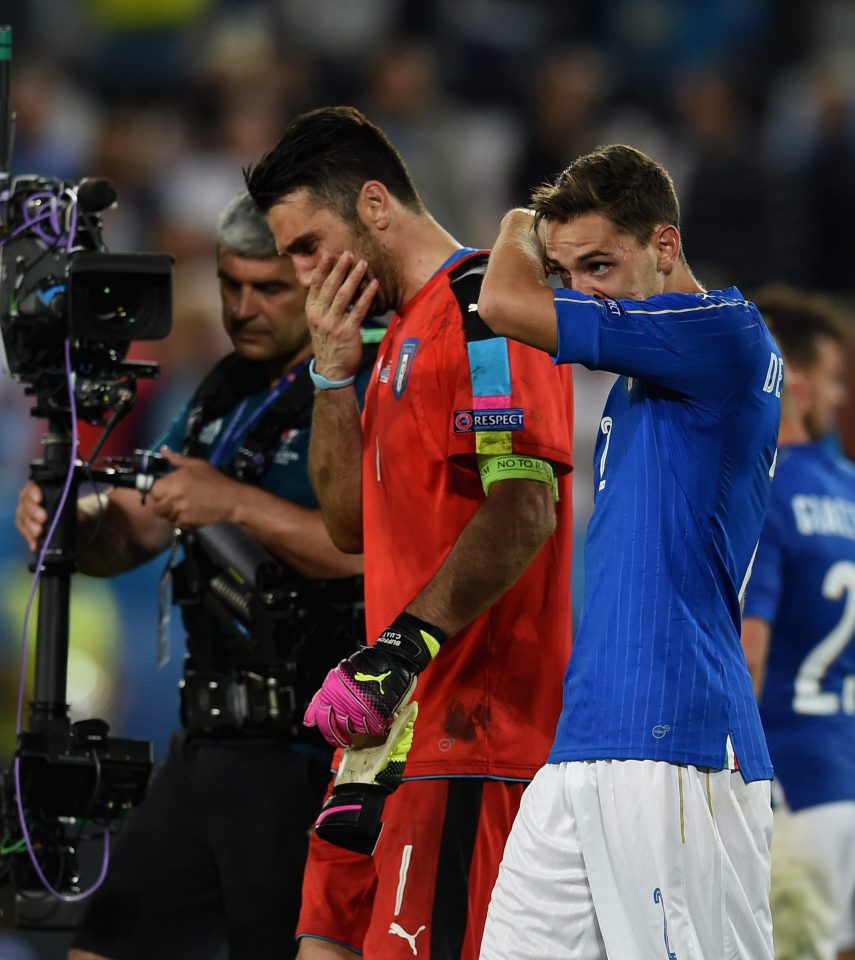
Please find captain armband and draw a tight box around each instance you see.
[477,454,559,501]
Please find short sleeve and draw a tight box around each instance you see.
[446,331,574,475]
[553,288,769,399]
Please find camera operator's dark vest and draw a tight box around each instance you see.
[174,343,378,738]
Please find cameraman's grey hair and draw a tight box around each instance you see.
[217,192,278,258]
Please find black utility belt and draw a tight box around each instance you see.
[179,668,298,737]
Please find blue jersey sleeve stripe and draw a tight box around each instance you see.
[553,292,750,317]
[624,302,748,317]
[553,287,771,397]
[466,337,512,398]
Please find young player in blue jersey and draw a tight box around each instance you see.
[476,144,781,960]
[741,286,854,960]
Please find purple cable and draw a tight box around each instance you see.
[12,757,110,901]
[0,209,55,248]
[30,191,63,246]
[0,188,70,247]
[13,338,111,900]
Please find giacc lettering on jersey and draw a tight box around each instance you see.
[792,494,855,540]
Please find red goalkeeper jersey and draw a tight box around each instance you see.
[361,251,574,779]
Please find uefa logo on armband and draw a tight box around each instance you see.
[453,411,474,432]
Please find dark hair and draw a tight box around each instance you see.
[750,284,851,368]
[530,144,680,247]
[245,105,423,220]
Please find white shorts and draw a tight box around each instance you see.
[770,799,855,959]
[479,759,773,960]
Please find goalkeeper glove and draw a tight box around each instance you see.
[314,701,418,855]
[303,611,444,748]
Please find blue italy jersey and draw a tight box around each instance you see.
[547,287,781,781]
[743,443,855,809]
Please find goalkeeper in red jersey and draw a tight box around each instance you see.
[247,106,574,960]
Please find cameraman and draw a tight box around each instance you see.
[15,192,365,960]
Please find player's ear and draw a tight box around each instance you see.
[783,369,808,422]
[654,224,681,274]
[357,181,392,232]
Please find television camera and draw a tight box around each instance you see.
[0,24,174,928]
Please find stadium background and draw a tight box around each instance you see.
[2,0,855,955]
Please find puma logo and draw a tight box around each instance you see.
[355,670,391,693]
[389,922,426,955]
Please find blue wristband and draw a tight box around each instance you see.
[309,358,356,390]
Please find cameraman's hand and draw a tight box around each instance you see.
[15,482,105,553]
[16,481,48,552]
[149,447,239,530]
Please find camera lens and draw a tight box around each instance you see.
[89,280,144,328]
[69,252,173,342]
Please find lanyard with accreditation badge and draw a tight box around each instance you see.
[156,359,310,667]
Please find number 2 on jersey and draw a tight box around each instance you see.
[793,560,855,715]
[598,416,613,491]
